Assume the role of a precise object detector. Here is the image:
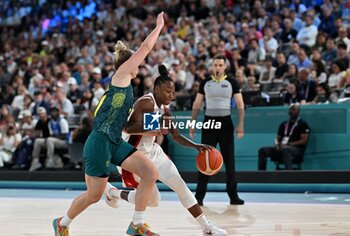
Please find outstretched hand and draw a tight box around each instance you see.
[156,12,165,28]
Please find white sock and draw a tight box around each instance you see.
[105,182,114,194]
[109,188,121,199]
[196,214,211,229]
[133,211,144,225]
[60,214,72,227]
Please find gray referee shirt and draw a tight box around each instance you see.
[198,75,241,117]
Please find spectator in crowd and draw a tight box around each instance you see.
[311,83,333,104]
[29,107,69,171]
[258,104,310,170]
[71,117,92,144]
[262,27,278,57]
[55,88,74,117]
[322,37,338,66]
[328,60,346,91]
[258,56,276,91]
[336,42,350,69]
[296,48,313,69]
[0,104,14,130]
[32,91,51,117]
[310,60,327,84]
[243,75,260,92]
[230,48,247,76]
[284,81,305,105]
[0,122,21,168]
[339,72,350,99]
[81,89,99,112]
[298,68,317,103]
[283,63,299,86]
[247,38,266,65]
[11,85,28,112]
[274,52,289,82]
[318,5,336,36]
[67,77,83,105]
[313,32,327,53]
[12,110,36,169]
[280,18,298,44]
[288,41,301,65]
[296,14,318,48]
[335,26,350,53]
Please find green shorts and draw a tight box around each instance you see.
[83,130,136,177]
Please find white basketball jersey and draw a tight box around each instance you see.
[122,93,166,153]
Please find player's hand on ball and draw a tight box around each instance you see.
[195,144,214,153]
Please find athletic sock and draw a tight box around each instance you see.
[60,214,72,227]
[196,214,211,229]
[109,188,121,199]
[132,211,145,225]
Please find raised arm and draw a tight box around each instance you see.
[113,12,164,82]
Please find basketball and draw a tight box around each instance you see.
[196,148,223,176]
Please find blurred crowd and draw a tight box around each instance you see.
[1,0,350,170]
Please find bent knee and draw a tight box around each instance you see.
[143,167,158,182]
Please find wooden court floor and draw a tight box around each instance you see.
[1,196,349,235]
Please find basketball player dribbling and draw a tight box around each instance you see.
[53,12,165,236]
[104,65,227,236]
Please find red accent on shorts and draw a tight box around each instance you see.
[122,135,142,188]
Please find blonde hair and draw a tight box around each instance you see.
[113,41,133,70]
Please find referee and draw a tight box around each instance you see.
[190,54,245,205]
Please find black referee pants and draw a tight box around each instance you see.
[195,115,238,202]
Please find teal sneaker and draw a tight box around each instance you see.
[53,217,69,236]
[126,222,159,236]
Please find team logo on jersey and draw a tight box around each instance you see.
[143,111,162,130]
[112,93,125,107]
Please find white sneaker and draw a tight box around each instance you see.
[203,221,227,236]
[29,159,42,172]
[105,188,119,208]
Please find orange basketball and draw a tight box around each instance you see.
[196,148,223,176]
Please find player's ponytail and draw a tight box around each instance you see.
[113,41,133,70]
[154,64,173,88]
[158,64,169,76]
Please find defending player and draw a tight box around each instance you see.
[53,12,165,236]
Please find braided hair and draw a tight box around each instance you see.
[154,64,173,88]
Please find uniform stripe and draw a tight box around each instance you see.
[94,94,107,117]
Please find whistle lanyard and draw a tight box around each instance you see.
[284,117,300,136]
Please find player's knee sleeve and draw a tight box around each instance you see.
[158,161,197,209]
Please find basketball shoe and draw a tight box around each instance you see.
[104,187,119,208]
[53,217,69,236]
[203,221,227,236]
[126,222,159,236]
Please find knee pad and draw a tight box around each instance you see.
[158,161,197,209]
